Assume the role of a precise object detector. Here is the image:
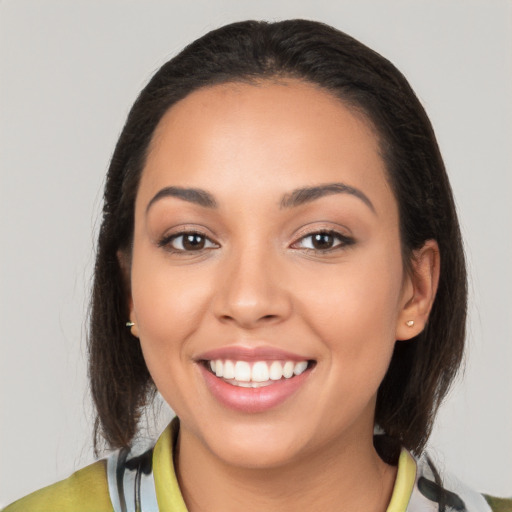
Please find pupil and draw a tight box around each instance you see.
[184,234,204,250]
[313,233,333,249]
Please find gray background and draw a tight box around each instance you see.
[1,0,511,505]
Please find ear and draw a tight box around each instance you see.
[117,249,139,338]
[396,240,440,341]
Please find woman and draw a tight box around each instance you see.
[4,19,509,512]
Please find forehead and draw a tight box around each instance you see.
[140,79,395,216]
[149,79,379,158]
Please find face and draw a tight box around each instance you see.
[127,80,417,469]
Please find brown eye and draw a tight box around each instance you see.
[182,234,206,250]
[162,232,218,252]
[311,233,336,250]
[294,231,354,252]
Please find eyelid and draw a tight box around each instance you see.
[155,223,354,254]
[157,228,220,253]
[290,228,355,252]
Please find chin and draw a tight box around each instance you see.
[214,438,307,470]
[193,416,317,470]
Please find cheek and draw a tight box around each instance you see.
[129,251,216,409]
[298,260,402,427]
[298,247,403,369]
[130,248,213,357]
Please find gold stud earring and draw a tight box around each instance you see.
[405,320,415,327]
[126,321,135,327]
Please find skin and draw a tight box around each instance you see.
[125,80,439,512]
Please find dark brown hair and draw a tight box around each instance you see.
[89,19,467,455]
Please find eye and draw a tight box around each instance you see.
[159,232,218,252]
[293,230,354,252]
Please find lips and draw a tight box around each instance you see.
[196,346,315,413]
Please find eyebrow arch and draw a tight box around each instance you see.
[146,182,374,214]
[280,182,375,213]
[146,186,217,213]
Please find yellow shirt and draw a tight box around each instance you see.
[0,423,427,512]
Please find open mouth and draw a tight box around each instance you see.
[202,359,316,388]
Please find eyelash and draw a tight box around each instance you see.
[158,229,354,255]
[291,230,355,252]
[158,231,218,253]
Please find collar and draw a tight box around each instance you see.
[108,418,491,512]
[153,419,416,512]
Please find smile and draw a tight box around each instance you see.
[207,359,310,388]
[197,348,315,413]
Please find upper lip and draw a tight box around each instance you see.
[196,345,312,362]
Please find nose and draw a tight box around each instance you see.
[212,245,292,329]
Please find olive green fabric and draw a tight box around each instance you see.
[3,460,112,512]
[485,495,512,512]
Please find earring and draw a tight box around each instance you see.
[126,321,135,327]
[405,320,415,327]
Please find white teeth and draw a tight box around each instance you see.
[269,361,283,380]
[282,361,294,378]
[251,361,269,382]
[223,360,235,379]
[234,361,251,382]
[293,361,308,376]
[209,359,310,383]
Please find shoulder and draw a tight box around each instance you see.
[409,452,512,512]
[484,495,512,512]
[2,460,112,512]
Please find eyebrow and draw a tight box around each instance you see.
[280,183,375,213]
[146,186,217,213]
[146,182,375,214]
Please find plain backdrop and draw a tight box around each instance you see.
[1,0,511,505]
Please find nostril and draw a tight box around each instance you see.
[213,286,293,328]
[218,313,280,326]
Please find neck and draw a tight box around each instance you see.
[175,423,397,512]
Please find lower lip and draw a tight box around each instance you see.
[199,364,311,413]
